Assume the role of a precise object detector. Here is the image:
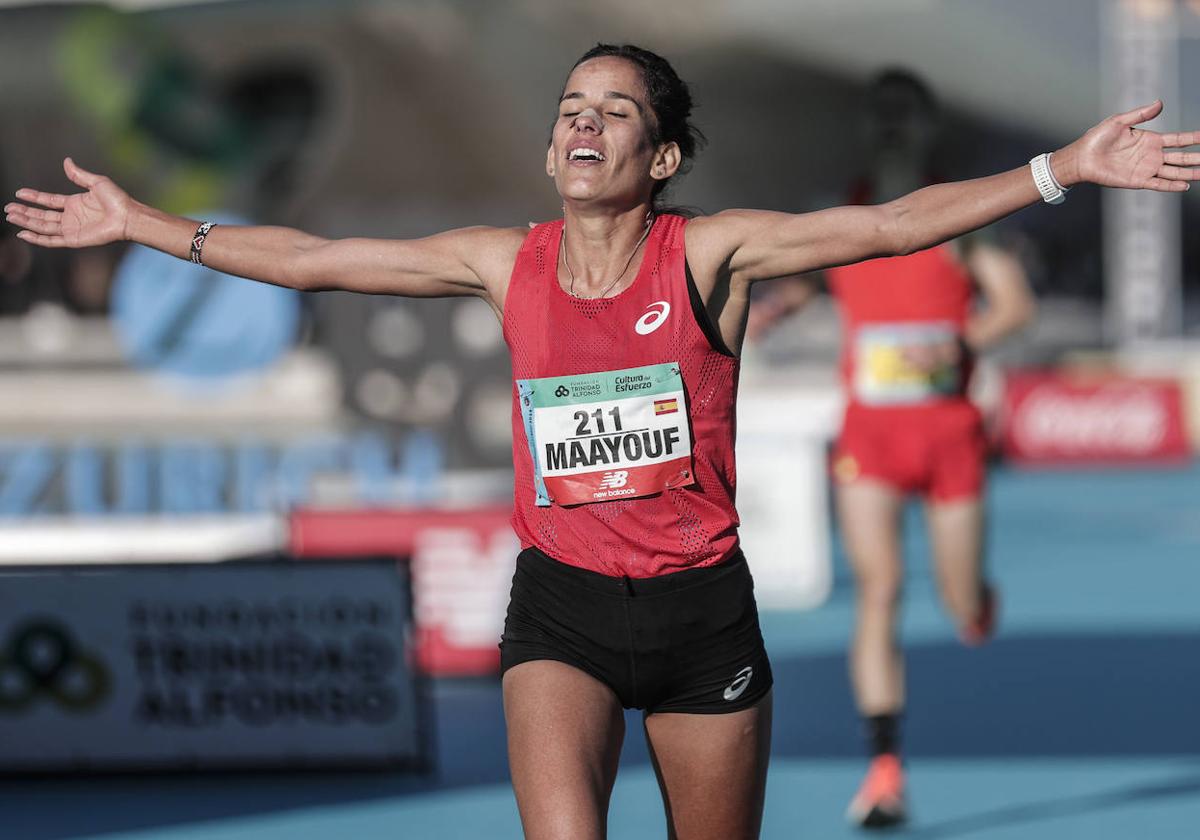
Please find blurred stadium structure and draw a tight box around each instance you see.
[0,0,1196,813]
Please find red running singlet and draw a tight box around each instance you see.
[827,244,973,407]
[827,244,986,500]
[504,215,740,578]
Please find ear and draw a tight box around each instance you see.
[546,144,556,178]
[650,141,681,184]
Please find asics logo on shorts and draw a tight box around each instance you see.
[599,470,629,489]
[634,301,671,335]
[723,666,753,701]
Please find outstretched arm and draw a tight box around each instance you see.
[4,158,521,304]
[689,100,1197,286]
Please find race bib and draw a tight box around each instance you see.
[853,321,962,405]
[517,362,695,506]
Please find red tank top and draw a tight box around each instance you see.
[827,244,973,407]
[503,215,740,578]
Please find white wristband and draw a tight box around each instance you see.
[1030,152,1068,205]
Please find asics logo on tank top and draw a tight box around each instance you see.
[723,666,753,701]
[634,301,671,335]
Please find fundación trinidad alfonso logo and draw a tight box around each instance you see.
[0,620,111,714]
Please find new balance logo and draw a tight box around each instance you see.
[723,666,753,701]
[599,470,629,489]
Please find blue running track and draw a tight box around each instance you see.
[3,463,1197,839]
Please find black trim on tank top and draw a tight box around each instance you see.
[684,259,735,358]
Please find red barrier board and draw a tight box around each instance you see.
[1000,371,1190,465]
[290,508,518,676]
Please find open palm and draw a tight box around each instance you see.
[1073,100,1199,192]
[4,158,132,248]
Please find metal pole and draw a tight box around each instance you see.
[1102,0,1183,345]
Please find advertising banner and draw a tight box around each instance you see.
[0,559,424,771]
[1000,371,1190,465]
[290,508,518,676]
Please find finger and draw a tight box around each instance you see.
[8,212,61,236]
[1144,176,1189,192]
[1163,152,1200,166]
[1158,164,1198,181]
[1115,99,1162,127]
[14,189,67,210]
[8,205,62,224]
[63,157,102,189]
[1160,130,1199,148]
[15,230,67,247]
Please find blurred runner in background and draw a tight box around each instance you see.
[749,70,1036,830]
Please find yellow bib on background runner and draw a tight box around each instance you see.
[853,321,962,405]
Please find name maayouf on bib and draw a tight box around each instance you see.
[519,364,695,506]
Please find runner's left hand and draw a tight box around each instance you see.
[1058,100,1198,192]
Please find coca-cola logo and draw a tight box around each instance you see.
[1013,384,1168,455]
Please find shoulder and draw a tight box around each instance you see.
[682,209,788,279]
[684,209,770,238]
[449,225,530,281]
[410,225,534,314]
[450,225,529,257]
[683,209,791,251]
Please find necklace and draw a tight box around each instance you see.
[561,213,654,299]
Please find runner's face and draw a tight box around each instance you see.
[549,57,668,206]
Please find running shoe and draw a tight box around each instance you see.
[846,752,907,829]
[960,583,998,647]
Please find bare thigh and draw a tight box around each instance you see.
[642,690,773,840]
[925,496,986,624]
[503,660,626,840]
[836,478,906,587]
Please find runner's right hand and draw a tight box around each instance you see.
[4,158,133,249]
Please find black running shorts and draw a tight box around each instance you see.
[500,546,773,714]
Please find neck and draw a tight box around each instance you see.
[560,202,655,298]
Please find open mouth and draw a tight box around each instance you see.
[567,148,606,164]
